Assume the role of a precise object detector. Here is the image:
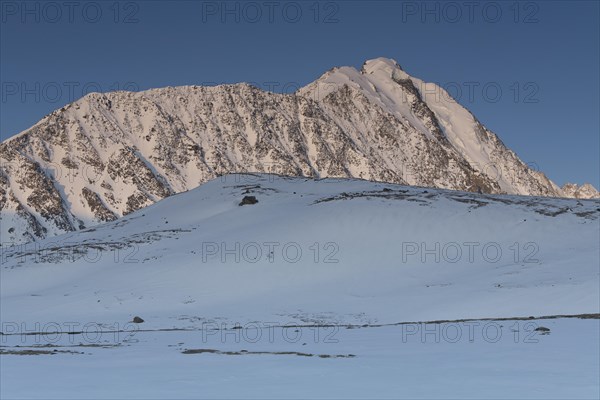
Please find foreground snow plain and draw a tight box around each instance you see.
[1,174,599,398]
[2,318,598,399]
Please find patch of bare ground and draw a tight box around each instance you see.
[181,348,355,358]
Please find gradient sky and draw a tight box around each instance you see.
[1,0,598,186]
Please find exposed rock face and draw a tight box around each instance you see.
[81,187,117,222]
[562,183,600,199]
[0,57,587,243]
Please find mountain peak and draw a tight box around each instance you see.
[561,183,600,199]
[360,57,404,75]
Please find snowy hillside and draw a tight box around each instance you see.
[3,57,595,244]
[2,174,598,327]
[1,174,599,399]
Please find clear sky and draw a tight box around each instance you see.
[1,0,598,186]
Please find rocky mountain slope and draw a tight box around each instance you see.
[1,58,596,243]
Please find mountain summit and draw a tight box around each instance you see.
[561,183,600,199]
[1,57,596,243]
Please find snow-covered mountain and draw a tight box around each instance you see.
[562,183,600,199]
[1,57,595,243]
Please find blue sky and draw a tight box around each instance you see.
[1,0,598,186]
